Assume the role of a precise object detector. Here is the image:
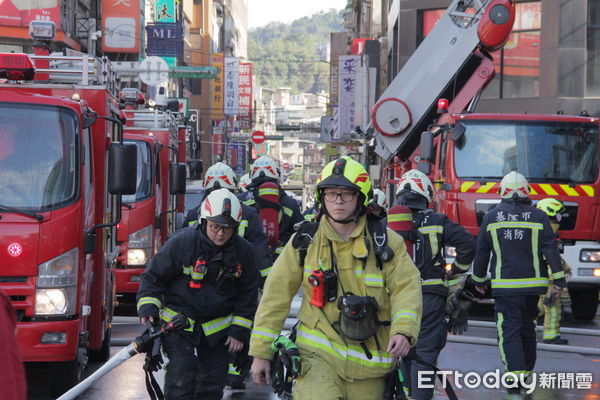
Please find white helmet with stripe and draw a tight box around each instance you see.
[238,173,251,192]
[372,188,388,208]
[396,169,434,203]
[200,188,243,226]
[204,162,237,191]
[499,171,529,199]
[250,156,280,181]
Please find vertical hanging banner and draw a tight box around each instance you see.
[338,55,359,139]
[154,0,176,67]
[211,53,224,120]
[238,63,253,130]
[224,57,239,116]
[102,0,141,52]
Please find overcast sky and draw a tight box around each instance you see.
[248,0,347,28]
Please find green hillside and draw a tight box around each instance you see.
[249,9,344,94]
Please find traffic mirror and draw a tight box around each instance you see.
[420,131,435,161]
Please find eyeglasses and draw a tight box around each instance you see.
[207,223,235,234]
[323,191,357,202]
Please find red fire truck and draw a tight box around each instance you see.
[114,91,186,308]
[372,0,600,320]
[0,49,138,395]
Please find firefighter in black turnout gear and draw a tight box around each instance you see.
[393,169,475,400]
[472,171,566,396]
[137,189,260,400]
[238,155,304,270]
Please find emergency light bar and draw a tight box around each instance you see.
[0,53,35,81]
[29,21,56,41]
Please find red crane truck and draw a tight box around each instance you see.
[115,94,186,308]
[0,50,137,396]
[371,0,600,320]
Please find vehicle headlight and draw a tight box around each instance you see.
[128,225,153,248]
[35,288,67,315]
[445,246,457,258]
[127,248,149,266]
[36,248,78,316]
[580,249,600,262]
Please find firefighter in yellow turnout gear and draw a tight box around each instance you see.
[536,198,572,345]
[249,157,422,400]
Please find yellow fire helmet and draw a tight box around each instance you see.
[536,198,565,218]
[316,156,372,207]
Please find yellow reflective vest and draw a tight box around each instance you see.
[249,215,422,381]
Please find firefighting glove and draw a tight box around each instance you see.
[447,291,474,335]
[143,337,164,372]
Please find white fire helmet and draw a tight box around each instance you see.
[204,162,237,191]
[499,171,530,199]
[238,173,251,192]
[396,169,434,203]
[250,156,280,181]
[373,189,388,208]
[199,188,243,226]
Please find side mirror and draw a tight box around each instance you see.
[420,131,435,161]
[170,163,187,195]
[450,123,466,141]
[108,143,137,195]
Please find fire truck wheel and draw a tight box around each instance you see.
[569,287,599,321]
[49,344,89,397]
[90,327,112,362]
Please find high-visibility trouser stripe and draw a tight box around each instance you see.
[260,267,272,277]
[497,312,508,370]
[363,275,383,287]
[232,316,253,330]
[447,278,460,286]
[388,213,412,222]
[238,220,248,237]
[472,275,487,284]
[228,364,241,375]
[491,278,548,288]
[543,302,559,339]
[552,270,565,279]
[137,297,162,312]
[259,188,280,196]
[296,325,394,369]
[243,199,256,206]
[202,314,233,336]
[454,261,471,271]
[487,221,544,231]
[422,279,446,286]
[282,206,293,217]
[392,310,420,325]
[251,327,279,342]
[160,307,195,332]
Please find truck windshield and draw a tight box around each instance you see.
[123,140,152,203]
[0,103,78,210]
[454,121,599,183]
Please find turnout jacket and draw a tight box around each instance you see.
[137,226,260,346]
[472,199,567,296]
[249,216,422,381]
[411,209,475,296]
[183,202,272,275]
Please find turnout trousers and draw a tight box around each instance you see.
[494,295,539,379]
[162,333,229,400]
[405,293,448,400]
[293,352,386,400]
